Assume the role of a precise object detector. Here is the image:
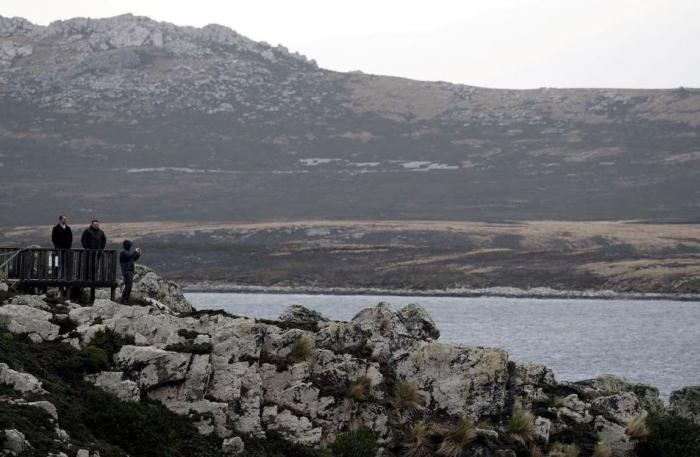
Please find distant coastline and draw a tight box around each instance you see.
[183,282,700,302]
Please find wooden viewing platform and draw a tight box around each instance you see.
[0,247,119,301]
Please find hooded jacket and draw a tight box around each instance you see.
[120,240,141,274]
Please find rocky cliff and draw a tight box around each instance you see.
[1,269,699,456]
[1,14,699,225]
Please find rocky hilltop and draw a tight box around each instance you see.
[1,268,699,456]
[1,14,699,224]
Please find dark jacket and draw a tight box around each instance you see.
[81,227,107,250]
[120,240,141,274]
[52,224,73,249]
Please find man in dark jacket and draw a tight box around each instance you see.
[120,239,141,304]
[51,215,72,281]
[81,220,107,250]
[51,215,73,249]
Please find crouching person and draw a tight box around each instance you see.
[119,240,141,304]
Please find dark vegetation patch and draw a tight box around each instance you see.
[164,341,213,354]
[177,328,202,339]
[330,427,378,457]
[0,289,17,303]
[635,414,700,457]
[90,329,135,364]
[549,420,598,456]
[51,315,78,335]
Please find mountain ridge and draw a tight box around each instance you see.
[1,14,699,225]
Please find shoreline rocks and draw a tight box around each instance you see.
[1,275,699,456]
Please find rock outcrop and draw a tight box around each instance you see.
[669,385,700,425]
[1,278,698,456]
[278,305,329,325]
[129,264,193,313]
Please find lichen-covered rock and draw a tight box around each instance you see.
[130,264,192,313]
[669,385,700,425]
[115,345,191,389]
[279,305,328,324]
[0,304,59,341]
[261,362,321,418]
[591,392,642,425]
[350,302,429,362]
[310,349,384,401]
[534,416,551,445]
[262,327,314,362]
[395,341,509,419]
[574,374,662,413]
[594,415,633,456]
[1,429,32,454]
[26,400,58,421]
[222,436,244,455]
[315,321,369,355]
[85,371,140,402]
[8,295,50,311]
[514,362,556,386]
[0,362,47,395]
[263,407,323,445]
[397,303,440,340]
[155,398,230,437]
[552,394,593,424]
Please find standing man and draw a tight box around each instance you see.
[81,220,107,250]
[81,220,107,293]
[119,240,141,304]
[51,215,73,249]
[51,215,72,281]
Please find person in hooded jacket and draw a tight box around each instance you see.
[120,239,141,304]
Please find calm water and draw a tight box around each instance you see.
[186,292,700,399]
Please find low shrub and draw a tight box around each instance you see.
[83,345,109,367]
[331,427,378,457]
[90,329,135,363]
[634,413,700,457]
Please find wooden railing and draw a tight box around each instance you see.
[1,247,118,300]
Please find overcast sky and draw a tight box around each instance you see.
[3,0,699,89]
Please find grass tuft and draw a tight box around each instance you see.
[402,422,433,457]
[393,381,426,411]
[509,408,536,443]
[331,427,378,457]
[436,419,476,457]
[548,442,580,457]
[347,375,373,401]
[625,412,649,439]
[530,445,543,457]
[592,441,612,457]
[287,335,314,364]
